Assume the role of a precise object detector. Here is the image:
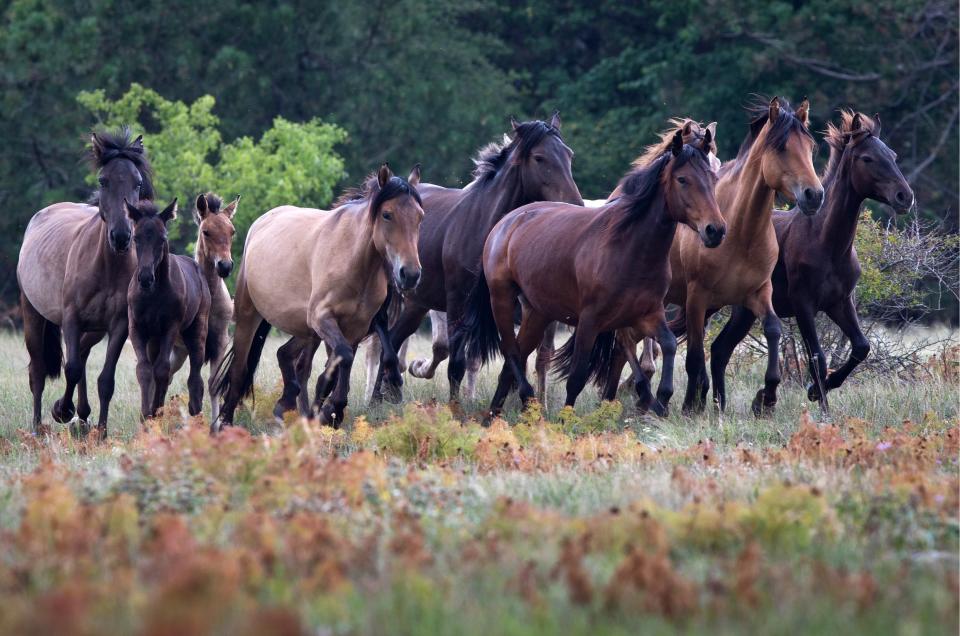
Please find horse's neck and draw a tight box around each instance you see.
[605,198,676,275]
[722,156,776,248]
[818,160,865,259]
[342,209,389,292]
[196,249,230,305]
[92,217,134,280]
[473,166,526,230]
[155,245,172,287]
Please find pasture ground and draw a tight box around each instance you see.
[0,330,957,635]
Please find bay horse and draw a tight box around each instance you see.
[17,128,152,438]
[666,97,823,415]
[462,131,726,416]
[170,193,240,422]
[126,199,212,420]
[376,114,583,403]
[709,111,914,411]
[215,164,423,429]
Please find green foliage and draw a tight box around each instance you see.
[77,84,346,253]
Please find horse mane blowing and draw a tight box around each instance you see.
[87,127,155,205]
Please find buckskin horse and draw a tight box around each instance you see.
[126,199,211,420]
[376,114,583,404]
[665,97,823,415]
[17,128,152,438]
[170,193,240,422]
[215,164,423,429]
[709,111,913,412]
[462,130,726,417]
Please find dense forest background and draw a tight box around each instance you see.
[1,0,957,313]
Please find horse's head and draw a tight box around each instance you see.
[371,164,424,291]
[89,128,154,254]
[510,113,583,205]
[662,130,726,247]
[751,97,824,215]
[830,111,914,214]
[195,193,240,277]
[126,198,178,292]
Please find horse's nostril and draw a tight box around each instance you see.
[896,191,907,202]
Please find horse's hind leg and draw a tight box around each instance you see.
[364,336,381,404]
[534,321,556,405]
[652,320,678,416]
[709,307,756,411]
[297,339,320,416]
[383,302,429,396]
[561,316,601,408]
[217,277,269,429]
[21,293,61,433]
[275,336,305,418]
[680,294,708,415]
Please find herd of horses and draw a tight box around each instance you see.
[16,96,915,438]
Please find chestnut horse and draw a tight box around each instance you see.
[710,111,914,411]
[376,115,583,403]
[462,131,725,416]
[215,165,423,429]
[126,199,211,420]
[666,97,823,415]
[17,128,152,438]
[170,193,240,422]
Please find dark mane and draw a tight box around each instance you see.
[734,97,814,161]
[607,144,708,235]
[87,126,155,204]
[822,110,879,185]
[333,171,422,219]
[201,192,223,214]
[471,120,562,182]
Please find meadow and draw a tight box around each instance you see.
[0,330,957,635]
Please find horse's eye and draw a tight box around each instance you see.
[533,155,545,163]
[98,177,107,186]
[861,156,873,163]
[382,212,393,221]
[677,176,688,185]
[202,230,210,237]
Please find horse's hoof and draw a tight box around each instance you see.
[806,382,822,403]
[408,360,432,379]
[650,401,668,417]
[751,389,776,417]
[69,419,91,439]
[382,382,403,404]
[52,399,75,424]
[273,400,294,420]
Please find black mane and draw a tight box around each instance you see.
[608,144,708,234]
[334,170,422,220]
[471,120,562,182]
[735,97,814,160]
[201,192,223,213]
[87,126,155,204]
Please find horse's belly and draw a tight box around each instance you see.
[17,204,95,325]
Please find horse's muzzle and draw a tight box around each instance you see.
[398,266,421,291]
[797,187,824,216]
[216,260,234,278]
[700,223,726,248]
[110,230,131,254]
[138,271,155,291]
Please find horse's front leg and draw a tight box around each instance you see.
[149,328,177,418]
[275,336,306,418]
[652,320,678,416]
[309,313,355,428]
[562,317,601,409]
[746,288,782,417]
[534,321,556,405]
[709,306,756,412]
[52,312,82,426]
[95,317,129,439]
[445,293,470,403]
[129,322,154,421]
[182,316,208,417]
[821,296,869,395]
[409,310,449,379]
[680,293,708,415]
[371,313,402,404]
[76,331,105,422]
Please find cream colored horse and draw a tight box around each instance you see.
[215,165,423,429]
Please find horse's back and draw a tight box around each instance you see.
[17,203,98,324]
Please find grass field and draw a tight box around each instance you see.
[0,329,957,635]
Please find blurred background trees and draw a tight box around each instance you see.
[1,0,956,318]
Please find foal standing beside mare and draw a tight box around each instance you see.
[377,115,583,403]
[666,97,823,415]
[170,193,240,422]
[463,132,726,416]
[215,165,423,429]
[710,111,914,411]
[126,200,211,419]
[17,128,152,438]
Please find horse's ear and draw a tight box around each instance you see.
[160,198,178,224]
[549,111,561,130]
[681,120,694,136]
[873,113,881,136]
[377,163,393,189]
[407,164,421,188]
[510,116,520,131]
[700,127,713,152]
[222,195,241,219]
[132,134,144,151]
[706,121,718,140]
[850,113,863,133]
[796,98,810,126]
[671,130,683,157]
[195,194,208,218]
[768,96,781,124]
[125,199,142,223]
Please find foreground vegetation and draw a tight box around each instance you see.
[0,332,956,634]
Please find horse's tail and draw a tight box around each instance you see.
[41,319,62,379]
[213,319,271,400]
[461,272,501,366]
[551,329,617,388]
